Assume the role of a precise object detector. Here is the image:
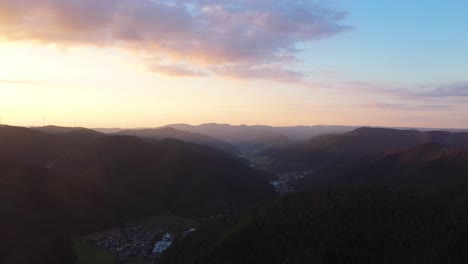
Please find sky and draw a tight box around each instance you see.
[0,0,467,129]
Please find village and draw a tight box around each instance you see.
[270,170,315,194]
[79,213,199,264]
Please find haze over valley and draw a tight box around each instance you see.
[1,0,468,263]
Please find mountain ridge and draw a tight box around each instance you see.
[115,127,240,155]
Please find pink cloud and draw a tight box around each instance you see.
[148,64,209,77]
[360,102,452,111]
[0,0,350,81]
[214,64,304,82]
[342,81,468,99]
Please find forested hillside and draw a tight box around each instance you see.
[162,188,468,264]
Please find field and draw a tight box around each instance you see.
[128,212,199,233]
[73,238,117,264]
[86,228,123,241]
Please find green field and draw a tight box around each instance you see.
[126,257,144,264]
[73,238,117,264]
[128,213,199,232]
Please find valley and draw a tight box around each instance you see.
[2,124,468,264]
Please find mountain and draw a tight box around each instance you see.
[267,127,468,172]
[161,188,468,264]
[0,126,277,262]
[47,135,276,232]
[336,143,468,191]
[159,132,468,264]
[92,127,123,134]
[3,124,468,264]
[33,125,95,134]
[33,125,104,143]
[0,126,72,166]
[0,125,103,167]
[0,126,275,233]
[0,160,73,264]
[116,127,239,155]
[165,123,357,143]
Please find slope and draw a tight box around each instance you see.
[268,127,468,172]
[336,143,468,191]
[48,135,276,232]
[162,188,468,264]
[0,160,73,264]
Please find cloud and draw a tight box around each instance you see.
[214,64,304,82]
[419,82,468,98]
[0,79,58,86]
[0,80,43,85]
[342,81,468,99]
[0,0,350,81]
[360,102,452,111]
[148,64,209,77]
[333,81,467,113]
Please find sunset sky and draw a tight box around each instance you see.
[0,0,467,128]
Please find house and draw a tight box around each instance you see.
[163,233,171,241]
[152,233,173,254]
[152,241,172,254]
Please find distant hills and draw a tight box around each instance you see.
[337,143,468,192]
[95,123,359,153]
[33,125,104,144]
[33,125,97,135]
[165,123,358,144]
[93,123,468,153]
[0,126,75,166]
[92,123,360,154]
[115,127,239,155]
[267,127,468,172]
[0,125,104,167]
